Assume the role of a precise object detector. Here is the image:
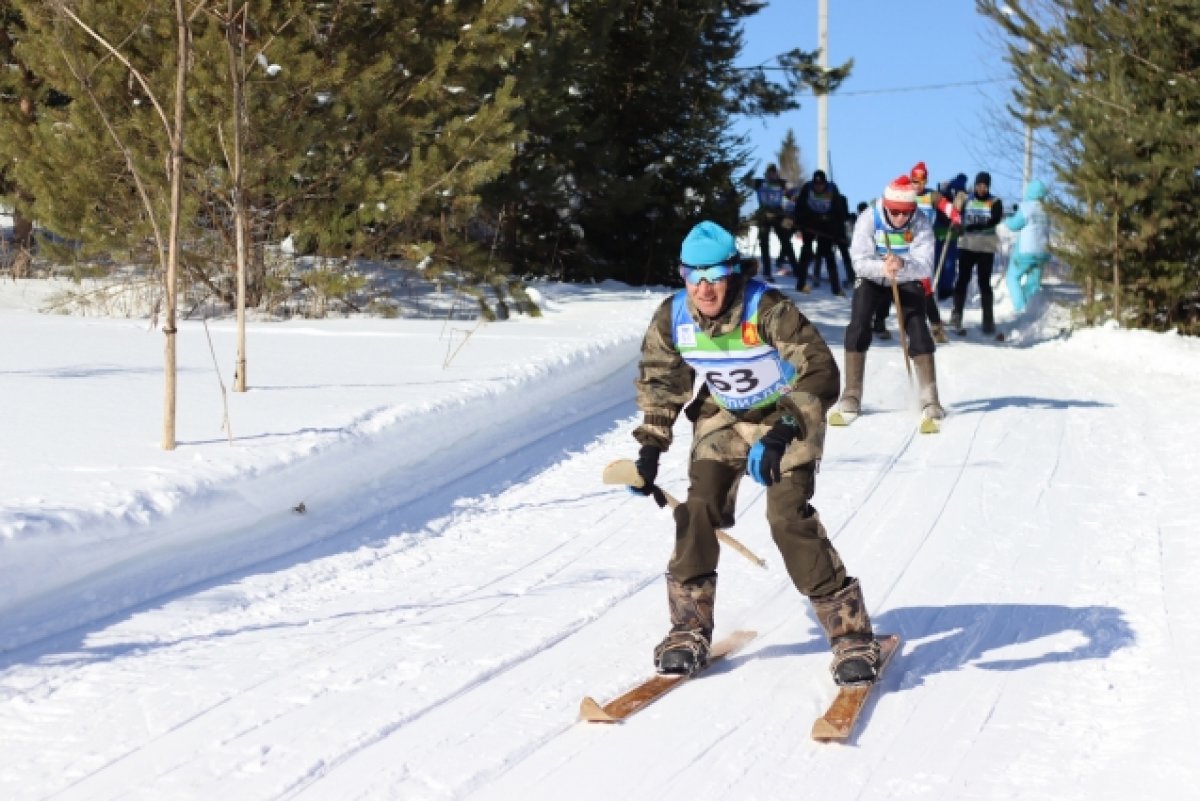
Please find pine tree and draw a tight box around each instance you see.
[776,129,804,188]
[981,0,1200,333]
[484,0,849,286]
[0,3,69,275]
[2,1,530,296]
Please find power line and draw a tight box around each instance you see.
[737,71,1010,97]
[828,78,1011,97]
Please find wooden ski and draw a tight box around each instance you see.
[579,630,757,723]
[828,409,858,427]
[811,633,901,742]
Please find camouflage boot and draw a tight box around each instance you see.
[837,351,866,415]
[914,354,945,420]
[810,577,881,686]
[653,573,716,676]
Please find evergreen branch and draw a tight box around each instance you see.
[50,2,174,137]
[59,48,167,274]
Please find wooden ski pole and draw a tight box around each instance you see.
[881,231,913,381]
[602,460,767,569]
[931,229,954,290]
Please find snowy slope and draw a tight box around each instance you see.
[1,275,1197,801]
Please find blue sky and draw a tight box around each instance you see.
[734,1,1031,211]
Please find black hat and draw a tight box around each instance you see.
[766,164,778,173]
[813,169,827,182]
[975,171,992,186]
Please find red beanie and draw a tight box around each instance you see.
[910,161,929,181]
[883,175,918,212]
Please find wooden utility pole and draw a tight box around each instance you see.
[816,0,829,174]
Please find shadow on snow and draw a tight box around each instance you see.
[722,602,1134,689]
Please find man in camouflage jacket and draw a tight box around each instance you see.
[626,220,881,686]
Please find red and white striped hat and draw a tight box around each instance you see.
[882,175,918,212]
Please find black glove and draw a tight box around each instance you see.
[631,445,661,496]
[747,416,802,486]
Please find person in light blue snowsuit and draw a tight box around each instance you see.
[1004,179,1051,313]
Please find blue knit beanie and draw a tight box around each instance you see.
[680,221,737,266]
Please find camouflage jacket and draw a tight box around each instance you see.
[633,282,840,466]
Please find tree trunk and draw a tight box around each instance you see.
[9,207,33,278]
[1085,275,1095,326]
[162,0,190,450]
[226,0,248,392]
[1111,191,1121,327]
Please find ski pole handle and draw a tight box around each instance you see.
[602,460,767,569]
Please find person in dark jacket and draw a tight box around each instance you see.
[950,171,1004,335]
[793,170,844,296]
[752,165,799,281]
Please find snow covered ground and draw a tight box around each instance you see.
[1,271,1197,800]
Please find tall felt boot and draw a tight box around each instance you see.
[810,577,881,686]
[837,351,866,415]
[654,573,716,675]
[914,354,945,420]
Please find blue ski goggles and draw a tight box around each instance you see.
[680,260,740,285]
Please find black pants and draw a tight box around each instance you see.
[845,279,936,356]
[837,239,855,283]
[952,249,995,329]
[925,292,943,326]
[757,218,798,276]
[878,284,941,328]
[797,234,841,293]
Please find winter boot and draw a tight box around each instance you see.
[872,316,890,340]
[914,354,945,420]
[836,351,865,415]
[932,323,949,344]
[949,310,964,335]
[810,577,881,686]
[653,573,716,675]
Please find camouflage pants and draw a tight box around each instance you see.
[668,424,846,598]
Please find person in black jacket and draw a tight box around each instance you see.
[794,170,844,296]
[752,165,799,281]
[950,171,1005,335]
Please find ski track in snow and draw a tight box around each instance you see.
[2,279,1199,799]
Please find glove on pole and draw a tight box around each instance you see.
[882,232,914,381]
[602,460,767,569]
[629,445,661,497]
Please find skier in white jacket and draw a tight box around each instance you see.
[835,175,945,423]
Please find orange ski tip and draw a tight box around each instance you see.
[579,696,619,723]
[601,459,639,486]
